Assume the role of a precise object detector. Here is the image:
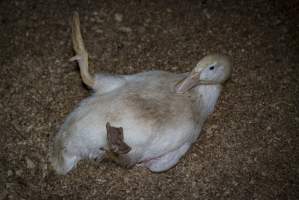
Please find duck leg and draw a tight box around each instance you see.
[106,122,131,154]
[102,122,132,166]
[70,12,95,89]
[70,12,126,93]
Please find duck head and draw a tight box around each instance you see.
[175,54,232,93]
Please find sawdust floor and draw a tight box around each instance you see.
[0,0,298,199]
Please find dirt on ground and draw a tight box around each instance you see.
[0,0,298,199]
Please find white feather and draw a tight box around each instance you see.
[50,67,229,174]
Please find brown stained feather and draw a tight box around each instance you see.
[125,94,172,124]
[123,90,198,129]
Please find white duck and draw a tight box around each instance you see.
[50,13,232,175]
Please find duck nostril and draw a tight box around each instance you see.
[209,66,215,70]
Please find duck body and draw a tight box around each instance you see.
[51,71,222,174]
[50,13,231,174]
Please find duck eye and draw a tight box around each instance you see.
[209,66,215,70]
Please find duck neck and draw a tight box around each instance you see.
[194,84,222,117]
